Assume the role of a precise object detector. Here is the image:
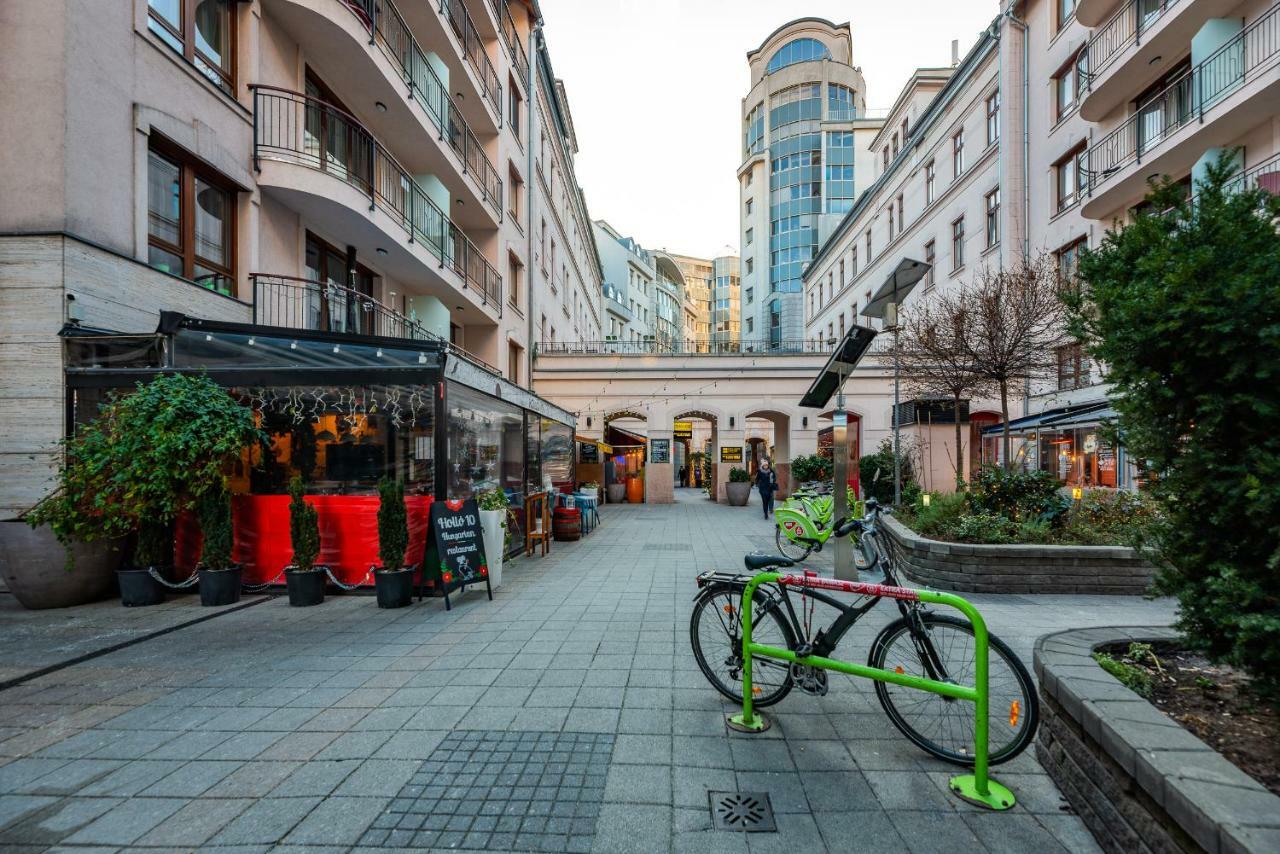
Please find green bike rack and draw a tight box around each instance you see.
[727,572,1017,811]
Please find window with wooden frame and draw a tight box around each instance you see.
[951,216,965,271]
[1055,143,1088,212]
[1055,235,1088,280]
[985,188,1000,249]
[147,0,236,96]
[1053,50,1085,121]
[1056,342,1091,390]
[304,232,373,334]
[924,240,935,288]
[507,251,524,308]
[147,138,237,296]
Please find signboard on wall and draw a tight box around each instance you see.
[422,498,492,610]
[673,421,693,439]
[650,439,671,464]
[720,446,743,463]
[579,442,599,464]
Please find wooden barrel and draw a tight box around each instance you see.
[552,507,581,541]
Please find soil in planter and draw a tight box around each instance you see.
[1105,646,1280,797]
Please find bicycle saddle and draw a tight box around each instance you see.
[743,552,797,571]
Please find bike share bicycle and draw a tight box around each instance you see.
[690,498,1039,769]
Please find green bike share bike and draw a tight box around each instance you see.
[691,498,1039,786]
[773,482,864,561]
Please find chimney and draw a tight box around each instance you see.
[951,39,960,66]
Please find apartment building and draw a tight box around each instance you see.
[671,254,714,351]
[0,0,601,517]
[739,18,884,348]
[590,221,691,348]
[802,0,1280,490]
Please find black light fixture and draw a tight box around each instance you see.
[586,417,592,428]
[375,101,388,112]
[802,416,808,428]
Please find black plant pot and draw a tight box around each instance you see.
[117,566,165,607]
[285,566,326,607]
[374,566,415,609]
[198,564,242,607]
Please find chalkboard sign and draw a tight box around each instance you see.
[650,439,670,464]
[420,498,492,610]
[579,442,599,464]
[720,446,743,463]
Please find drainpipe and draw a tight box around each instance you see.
[526,20,543,385]
[1002,1,1030,264]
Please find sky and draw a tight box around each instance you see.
[537,0,1000,259]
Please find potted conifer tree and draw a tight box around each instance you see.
[373,478,413,608]
[117,521,168,606]
[197,483,240,606]
[285,476,326,607]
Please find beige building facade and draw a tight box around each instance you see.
[0,0,601,517]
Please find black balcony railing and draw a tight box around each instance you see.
[252,273,439,341]
[337,0,502,216]
[1080,0,1183,88]
[533,338,883,357]
[440,0,502,118]
[253,86,502,313]
[1082,4,1280,196]
[491,0,529,87]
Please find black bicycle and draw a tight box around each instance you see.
[689,500,1039,766]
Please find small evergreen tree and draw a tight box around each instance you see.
[288,475,320,571]
[197,483,234,571]
[376,478,408,570]
[1068,153,1280,698]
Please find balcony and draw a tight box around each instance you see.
[263,0,502,224]
[1079,0,1242,121]
[253,86,502,317]
[1080,5,1280,217]
[492,0,530,90]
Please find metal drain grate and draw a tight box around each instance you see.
[708,791,776,832]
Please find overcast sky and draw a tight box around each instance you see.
[538,0,999,259]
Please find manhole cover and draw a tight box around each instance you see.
[708,791,776,832]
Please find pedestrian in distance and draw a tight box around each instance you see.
[756,459,778,518]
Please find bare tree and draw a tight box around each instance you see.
[895,289,993,488]
[960,255,1068,468]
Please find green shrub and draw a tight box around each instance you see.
[1060,489,1157,545]
[1093,650,1154,698]
[967,465,1068,523]
[197,483,234,571]
[859,439,916,505]
[376,478,408,570]
[728,467,752,483]
[288,476,320,571]
[790,453,831,483]
[899,492,967,539]
[947,513,1016,544]
[1069,155,1280,697]
[133,521,170,567]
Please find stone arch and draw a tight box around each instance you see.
[668,408,720,490]
[604,409,647,423]
[742,407,794,493]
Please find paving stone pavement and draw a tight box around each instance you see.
[0,488,1176,852]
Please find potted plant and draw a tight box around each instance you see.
[726,467,753,506]
[116,520,169,606]
[196,483,240,606]
[477,488,508,589]
[373,478,413,608]
[285,476,326,607]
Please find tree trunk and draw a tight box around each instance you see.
[953,393,965,489]
[999,379,1012,470]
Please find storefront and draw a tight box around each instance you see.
[62,313,575,583]
[981,402,1133,490]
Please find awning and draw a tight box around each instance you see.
[981,401,1112,436]
[576,436,613,454]
[861,258,930,320]
[799,325,879,408]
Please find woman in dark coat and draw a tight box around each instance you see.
[755,460,778,518]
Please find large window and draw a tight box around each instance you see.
[744,103,764,156]
[924,240,935,288]
[986,90,1000,146]
[768,299,782,348]
[951,216,965,271]
[147,140,235,295]
[766,37,831,74]
[825,131,855,214]
[1057,0,1077,32]
[985,188,1000,249]
[1055,144,1087,212]
[304,232,373,334]
[1056,342,1092,390]
[1054,52,1084,121]
[827,84,857,121]
[448,383,527,501]
[952,129,965,177]
[925,160,936,204]
[1055,236,1087,280]
[148,0,235,95]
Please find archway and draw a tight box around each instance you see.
[743,409,792,495]
[604,409,647,503]
[970,410,1002,475]
[672,409,718,496]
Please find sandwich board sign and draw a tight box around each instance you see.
[419,498,492,610]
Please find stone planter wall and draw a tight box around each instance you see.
[1035,627,1280,854]
[882,515,1155,595]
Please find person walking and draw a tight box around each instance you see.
[756,460,778,518]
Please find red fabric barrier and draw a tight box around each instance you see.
[176,494,434,587]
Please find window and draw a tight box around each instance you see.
[985,188,1000,249]
[303,232,372,333]
[865,229,872,261]
[1054,53,1083,120]
[952,130,965,177]
[924,240,935,288]
[1055,236,1088,280]
[925,161,936,204]
[951,217,965,271]
[883,146,890,171]
[901,118,909,142]
[745,227,753,245]
[766,37,831,73]
[768,299,782,348]
[839,258,845,286]
[838,313,846,338]
[986,90,1000,146]
[827,84,857,120]
[508,79,522,140]
[507,341,522,384]
[745,198,753,215]
[888,204,895,240]
[896,195,904,232]
[1055,144,1087,212]
[507,163,523,219]
[148,0,235,94]
[746,317,754,334]
[746,257,754,274]
[825,131,855,213]
[809,291,815,318]
[826,272,833,303]
[746,287,753,304]
[1056,342,1091,390]
[891,132,899,158]
[507,252,523,307]
[850,246,858,277]
[147,140,235,294]
[1057,0,1077,32]
[539,218,547,271]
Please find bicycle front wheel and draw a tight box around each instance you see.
[690,585,796,707]
[774,524,812,561]
[869,613,1038,766]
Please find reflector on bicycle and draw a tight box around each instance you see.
[1010,700,1021,727]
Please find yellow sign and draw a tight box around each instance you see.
[674,420,693,439]
[720,446,743,463]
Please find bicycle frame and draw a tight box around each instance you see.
[729,572,1017,811]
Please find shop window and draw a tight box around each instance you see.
[147,138,236,296]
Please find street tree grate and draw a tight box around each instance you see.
[358,731,615,852]
[708,791,777,832]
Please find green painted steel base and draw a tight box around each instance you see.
[949,774,1016,810]
[727,712,771,733]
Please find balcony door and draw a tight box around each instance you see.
[303,70,369,193]
[1136,60,1192,156]
[305,233,374,335]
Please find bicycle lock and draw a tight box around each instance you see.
[728,572,1017,811]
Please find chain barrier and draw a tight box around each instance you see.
[241,567,288,592]
[147,567,202,590]
[150,565,379,593]
[324,565,375,591]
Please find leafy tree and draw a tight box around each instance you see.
[1067,153,1280,697]
[860,439,916,505]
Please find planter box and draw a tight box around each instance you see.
[882,515,1156,595]
[725,482,751,506]
[479,509,505,588]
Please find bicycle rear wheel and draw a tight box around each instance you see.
[690,585,796,707]
[868,613,1038,766]
[774,524,812,561]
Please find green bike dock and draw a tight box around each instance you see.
[727,572,1017,811]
